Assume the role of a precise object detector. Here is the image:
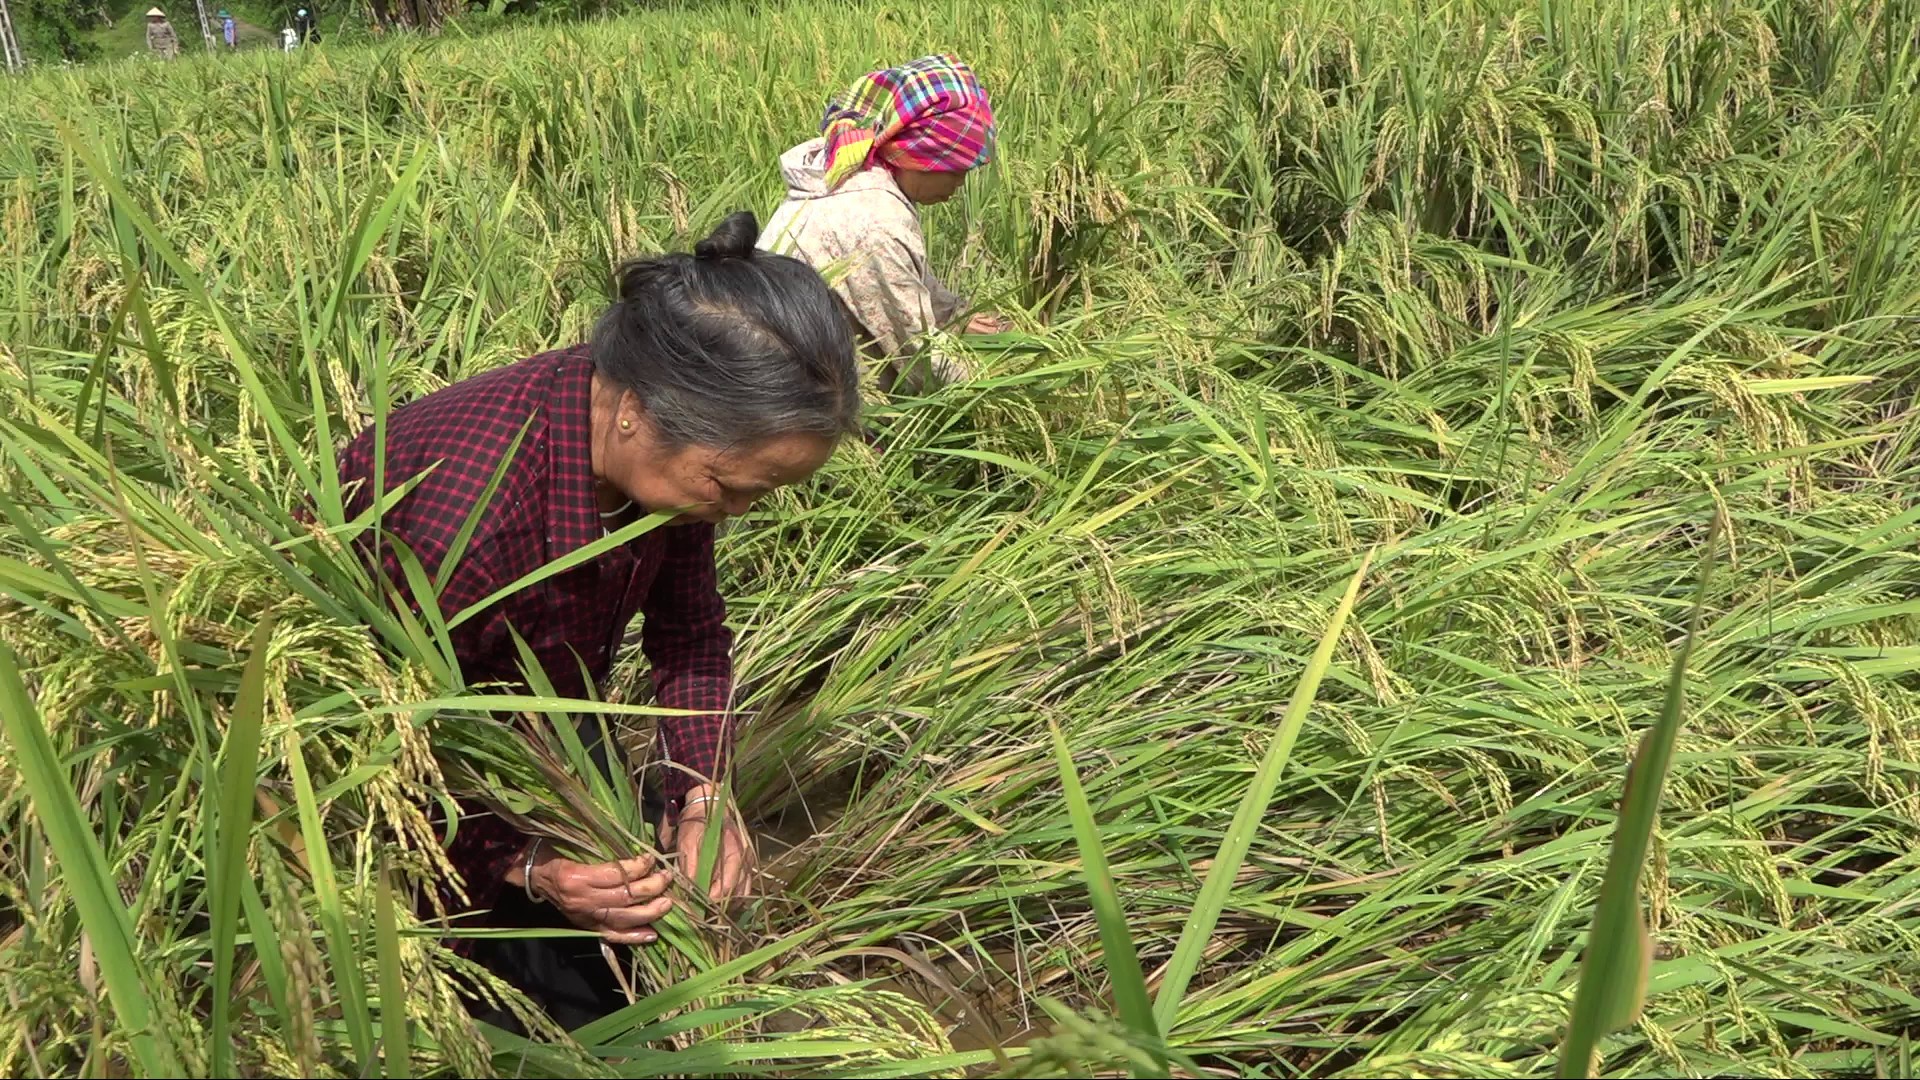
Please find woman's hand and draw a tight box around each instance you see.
[660,784,756,903]
[965,311,1011,335]
[505,844,673,946]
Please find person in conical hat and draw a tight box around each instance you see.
[219,8,236,47]
[144,7,180,59]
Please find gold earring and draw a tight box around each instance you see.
[620,419,633,431]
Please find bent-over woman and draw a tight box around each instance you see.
[761,53,1006,393]
[334,212,859,1026]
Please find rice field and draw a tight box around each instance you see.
[3,0,1920,1075]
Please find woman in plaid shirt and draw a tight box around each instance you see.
[336,212,859,1025]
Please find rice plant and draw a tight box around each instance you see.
[3,0,1919,1076]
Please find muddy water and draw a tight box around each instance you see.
[751,767,859,892]
[748,779,1040,1055]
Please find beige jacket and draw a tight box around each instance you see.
[146,20,180,57]
[760,138,969,387]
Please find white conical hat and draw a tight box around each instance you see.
[145,6,165,14]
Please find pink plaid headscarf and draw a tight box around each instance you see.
[820,54,997,191]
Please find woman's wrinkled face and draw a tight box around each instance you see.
[892,166,968,205]
[598,391,836,524]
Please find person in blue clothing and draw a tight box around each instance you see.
[219,9,236,47]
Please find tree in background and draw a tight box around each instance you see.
[12,0,101,61]
[362,0,455,31]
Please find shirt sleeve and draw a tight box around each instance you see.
[333,436,529,908]
[928,272,967,330]
[640,524,735,805]
[440,802,527,919]
[337,436,512,685]
[837,229,942,358]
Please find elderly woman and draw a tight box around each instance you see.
[761,53,1006,393]
[335,212,859,1026]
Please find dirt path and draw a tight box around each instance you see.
[228,17,278,48]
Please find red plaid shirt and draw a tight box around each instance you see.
[335,345,734,915]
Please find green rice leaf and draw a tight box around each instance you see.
[0,646,183,1076]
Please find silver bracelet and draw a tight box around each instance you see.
[683,794,722,813]
[522,838,544,903]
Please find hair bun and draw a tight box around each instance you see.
[694,211,760,260]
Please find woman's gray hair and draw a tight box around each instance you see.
[591,211,862,447]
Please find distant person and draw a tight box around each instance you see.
[761,54,1007,394]
[220,9,236,47]
[293,7,318,44]
[144,7,180,58]
[280,26,296,50]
